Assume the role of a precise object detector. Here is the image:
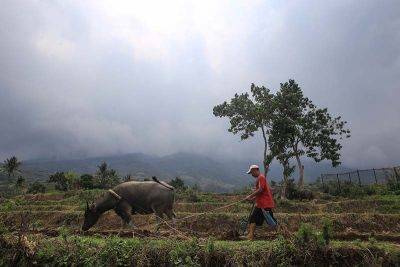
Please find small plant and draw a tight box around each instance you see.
[294,223,324,249]
[0,221,8,236]
[169,238,201,267]
[321,218,333,245]
[295,223,314,244]
[368,236,377,245]
[59,226,70,242]
[185,188,200,202]
[0,199,16,212]
[205,237,215,254]
[80,174,95,190]
[31,221,43,231]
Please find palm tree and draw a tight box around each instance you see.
[97,162,108,179]
[2,156,22,179]
[96,162,109,188]
[96,161,120,188]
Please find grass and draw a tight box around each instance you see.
[1,234,399,266]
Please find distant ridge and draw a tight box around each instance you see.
[0,152,352,192]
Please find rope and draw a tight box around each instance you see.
[134,198,247,232]
[102,189,248,238]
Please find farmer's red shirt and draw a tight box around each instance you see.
[255,174,275,209]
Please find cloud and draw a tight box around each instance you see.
[0,0,399,168]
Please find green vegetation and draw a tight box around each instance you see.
[44,162,122,192]
[320,180,400,198]
[0,156,22,179]
[169,177,186,190]
[27,181,46,194]
[96,162,120,189]
[1,176,400,266]
[1,232,399,266]
[213,79,350,195]
[80,174,95,190]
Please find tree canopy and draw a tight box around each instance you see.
[1,156,22,179]
[272,80,350,187]
[214,79,350,187]
[96,162,120,189]
[213,84,275,174]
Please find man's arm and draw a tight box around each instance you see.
[246,187,263,200]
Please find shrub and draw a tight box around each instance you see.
[188,191,200,202]
[294,223,324,249]
[48,172,69,191]
[279,179,314,200]
[169,238,201,267]
[59,226,70,242]
[27,181,46,194]
[169,177,186,190]
[80,174,94,190]
[387,179,400,195]
[0,199,16,212]
[321,218,333,245]
[0,221,8,236]
[99,237,139,266]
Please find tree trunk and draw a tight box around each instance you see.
[280,174,288,199]
[261,125,269,176]
[295,154,304,189]
[263,157,269,176]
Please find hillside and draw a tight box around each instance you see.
[0,152,352,192]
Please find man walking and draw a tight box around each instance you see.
[244,164,277,240]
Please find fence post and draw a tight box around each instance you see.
[321,174,325,188]
[393,167,400,184]
[373,168,378,184]
[336,173,341,193]
[348,172,352,184]
[357,170,361,186]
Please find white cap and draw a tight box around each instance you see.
[246,164,259,174]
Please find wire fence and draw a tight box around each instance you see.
[320,165,400,189]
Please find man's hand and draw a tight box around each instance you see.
[245,195,255,201]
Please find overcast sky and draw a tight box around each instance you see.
[1,0,399,168]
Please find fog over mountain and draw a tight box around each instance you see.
[1,1,399,169]
[0,152,352,192]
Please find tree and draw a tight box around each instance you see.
[80,174,94,190]
[106,169,120,188]
[169,177,186,190]
[97,162,108,179]
[28,181,46,194]
[15,176,26,190]
[213,84,275,175]
[269,112,296,198]
[2,156,22,179]
[96,162,120,189]
[49,172,69,191]
[65,171,80,190]
[274,80,350,188]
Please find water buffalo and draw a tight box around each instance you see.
[82,177,175,231]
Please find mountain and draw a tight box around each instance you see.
[0,152,353,192]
